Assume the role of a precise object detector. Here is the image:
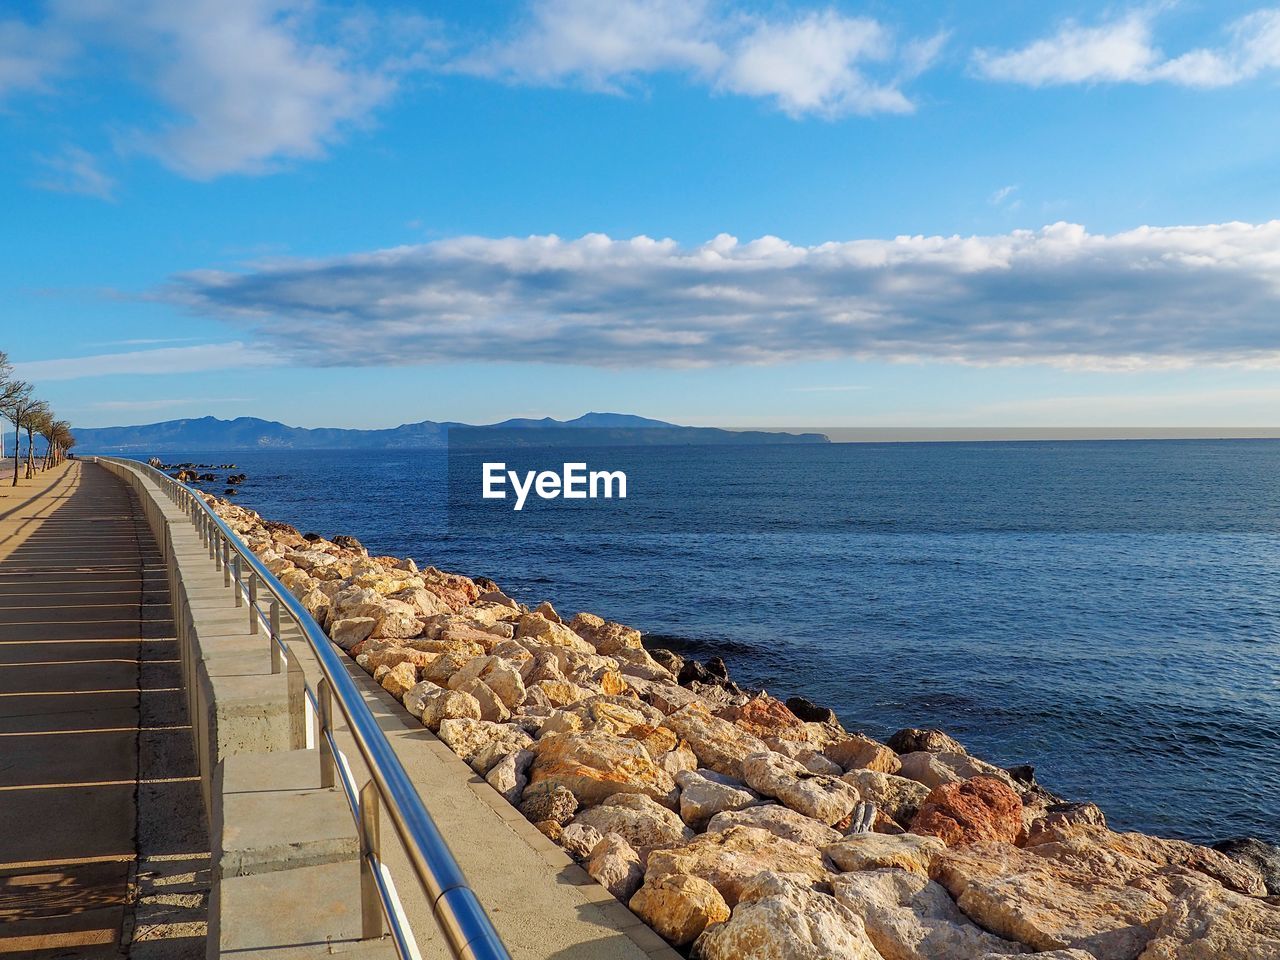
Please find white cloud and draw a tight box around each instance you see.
[33,146,116,200]
[166,221,1280,372]
[15,342,275,380]
[0,14,73,98]
[458,0,941,117]
[89,396,253,411]
[976,7,1280,88]
[5,1,437,179]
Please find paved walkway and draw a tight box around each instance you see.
[0,461,208,959]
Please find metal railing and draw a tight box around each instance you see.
[95,457,511,960]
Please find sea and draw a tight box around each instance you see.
[157,439,1280,845]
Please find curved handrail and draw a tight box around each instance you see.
[96,457,511,960]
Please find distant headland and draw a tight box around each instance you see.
[73,413,830,452]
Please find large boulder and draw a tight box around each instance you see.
[898,751,1018,792]
[716,694,805,741]
[741,751,860,825]
[568,612,643,655]
[825,833,947,876]
[931,841,1171,960]
[694,871,883,960]
[660,704,769,778]
[515,612,594,652]
[644,825,827,907]
[330,616,377,650]
[1136,882,1280,959]
[832,867,1028,960]
[571,794,694,852]
[843,769,933,825]
[675,769,761,829]
[629,873,729,947]
[519,783,578,825]
[1026,823,1267,897]
[825,734,902,774]
[485,747,534,805]
[586,833,644,903]
[419,687,482,731]
[910,776,1024,847]
[706,803,842,847]
[527,732,678,808]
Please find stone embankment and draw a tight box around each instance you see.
[205,493,1280,960]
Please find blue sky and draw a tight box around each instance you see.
[3,0,1279,429]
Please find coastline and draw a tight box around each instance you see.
[203,490,1280,958]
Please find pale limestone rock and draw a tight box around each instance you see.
[897,750,1017,791]
[402,680,441,719]
[419,688,481,732]
[572,794,694,851]
[660,703,769,778]
[629,873,729,946]
[456,677,510,724]
[568,612,644,655]
[527,678,589,708]
[436,718,505,766]
[514,612,594,652]
[389,586,452,618]
[586,833,644,902]
[528,732,678,808]
[468,725,534,776]
[675,769,761,829]
[825,734,903,774]
[329,616,377,650]
[560,822,604,860]
[706,803,841,847]
[379,660,418,700]
[832,867,1027,960]
[741,751,860,825]
[695,871,882,960]
[482,660,526,710]
[658,742,699,777]
[485,748,534,805]
[824,833,946,876]
[798,751,844,776]
[931,841,1169,960]
[299,586,331,625]
[624,723,678,760]
[519,783,578,825]
[843,769,933,825]
[422,649,476,686]
[1135,883,1280,960]
[645,825,827,907]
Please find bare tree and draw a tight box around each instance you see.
[1,380,35,487]
[25,401,51,479]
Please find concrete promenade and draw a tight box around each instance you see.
[0,460,672,960]
[0,461,209,959]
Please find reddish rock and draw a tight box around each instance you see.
[824,734,902,774]
[911,775,1024,847]
[718,695,803,740]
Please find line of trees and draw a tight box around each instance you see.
[0,350,75,487]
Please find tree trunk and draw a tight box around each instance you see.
[25,427,34,479]
[10,421,18,486]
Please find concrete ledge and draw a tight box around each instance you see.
[214,751,359,879]
[209,860,393,960]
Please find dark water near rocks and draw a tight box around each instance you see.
[165,440,1279,845]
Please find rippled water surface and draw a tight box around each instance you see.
[166,440,1280,844]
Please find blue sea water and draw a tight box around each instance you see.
[174,440,1279,845]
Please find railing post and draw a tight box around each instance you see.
[248,574,258,634]
[318,677,336,789]
[232,555,242,606]
[222,540,231,586]
[358,780,384,941]
[269,598,282,674]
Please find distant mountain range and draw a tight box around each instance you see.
[74,413,829,452]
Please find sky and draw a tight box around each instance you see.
[3,0,1279,430]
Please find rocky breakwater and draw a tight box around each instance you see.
[206,493,1280,960]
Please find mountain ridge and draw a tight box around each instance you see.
[73,413,829,452]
